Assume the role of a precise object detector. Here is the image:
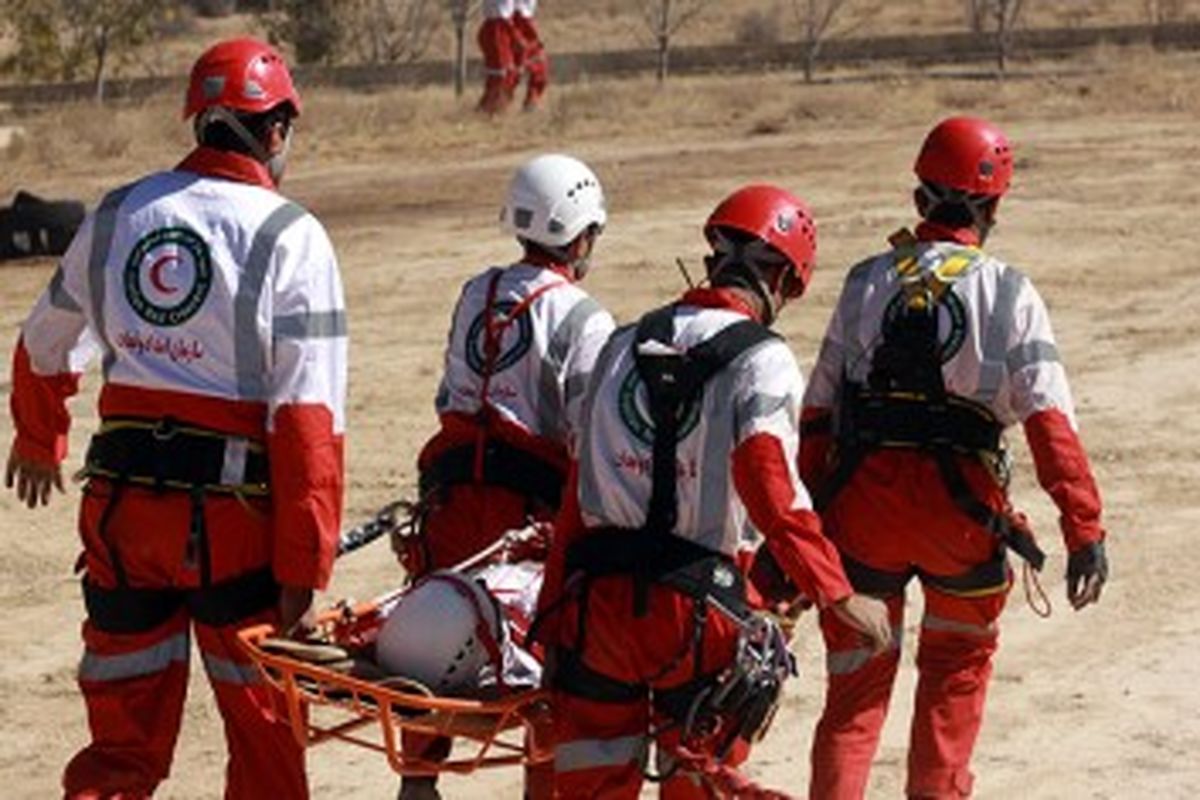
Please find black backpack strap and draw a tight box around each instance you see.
[629,305,777,614]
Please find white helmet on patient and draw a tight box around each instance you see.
[375,571,504,695]
[500,153,607,249]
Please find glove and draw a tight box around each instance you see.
[1066,540,1108,610]
[747,548,811,618]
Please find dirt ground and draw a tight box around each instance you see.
[1,49,1199,799]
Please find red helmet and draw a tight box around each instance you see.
[914,116,1013,197]
[704,184,817,297]
[183,38,301,120]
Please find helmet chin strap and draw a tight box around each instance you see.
[919,181,996,244]
[195,106,290,184]
[706,229,784,325]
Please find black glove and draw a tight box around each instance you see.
[1066,540,1108,609]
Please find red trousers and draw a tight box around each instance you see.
[477,18,519,113]
[63,481,305,800]
[809,451,1013,800]
[512,13,548,108]
[550,577,747,799]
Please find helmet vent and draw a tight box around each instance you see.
[203,76,226,99]
[514,208,533,230]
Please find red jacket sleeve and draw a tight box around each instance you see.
[268,404,344,590]
[1023,408,1106,552]
[9,337,81,466]
[733,432,852,607]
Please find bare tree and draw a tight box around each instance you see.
[0,0,174,101]
[447,0,480,97]
[632,0,716,83]
[265,0,439,65]
[792,0,878,83]
[1144,0,1184,24]
[965,0,1027,75]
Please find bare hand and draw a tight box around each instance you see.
[832,593,893,654]
[278,585,316,638]
[5,449,64,509]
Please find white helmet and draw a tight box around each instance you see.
[375,572,503,695]
[500,154,607,249]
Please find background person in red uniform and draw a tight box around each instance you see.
[5,38,347,799]
[512,0,549,110]
[396,153,612,799]
[477,0,519,114]
[537,185,892,799]
[802,116,1109,799]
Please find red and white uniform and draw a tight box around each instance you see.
[512,0,548,109]
[10,147,346,799]
[415,260,614,571]
[803,223,1105,799]
[542,288,852,799]
[478,0,519,113]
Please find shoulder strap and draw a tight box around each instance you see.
[633,306,777,538]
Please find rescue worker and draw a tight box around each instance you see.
[512,0,549,110]
[478,0,519,114]
[396,153,613,800]
[802,116,1109,799]
[537,185,893,798]
[4,38,346,799]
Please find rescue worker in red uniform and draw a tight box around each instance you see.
[802,117,1109,799]
[5,38,346,799]
[478,0,519,114]
[537,185,892,798]
[396,153,612,800]
[512,0,549,110]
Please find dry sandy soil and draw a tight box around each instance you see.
[1,47,1199,799]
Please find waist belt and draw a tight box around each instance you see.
[83,418,269,496]
[843,390,1002,455]
[419,438,563,509]
[566,528,750,622]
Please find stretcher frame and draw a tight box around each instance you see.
[237,598,553,778]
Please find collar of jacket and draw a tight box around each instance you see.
[680,287,763,323]
[519,251,574,280]
[914,220,980,246]
[176,147,276,190]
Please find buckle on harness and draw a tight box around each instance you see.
[151,417,179,442]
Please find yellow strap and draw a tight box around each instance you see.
[98,419,265,453]
[80,467,270,497]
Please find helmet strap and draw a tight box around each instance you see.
[195,107,271,162]
[919,181,997,244]
[706,228,789,325]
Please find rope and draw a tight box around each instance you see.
[664,742,797,800]
[1022,559,1052,618]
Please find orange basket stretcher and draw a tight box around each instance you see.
[237,597,553,778]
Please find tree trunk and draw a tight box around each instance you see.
[453,18,468,97]
[92,29,109,103]
[656,33,669,83]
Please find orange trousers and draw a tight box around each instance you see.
[63,481,304,799]
[809,451,1013,799]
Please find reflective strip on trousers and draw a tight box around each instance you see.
[202,652,263,686]
[826,625,903,676]
[921,613,997,639]
[234,201,307,400]
[975,266,1026,404]
[554,734,647,773]
[87,182,138,378]
[79,631,189,682]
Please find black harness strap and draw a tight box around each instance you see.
[420,438,564,510]
[83,567,279,634]
[818,251,1046,573]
